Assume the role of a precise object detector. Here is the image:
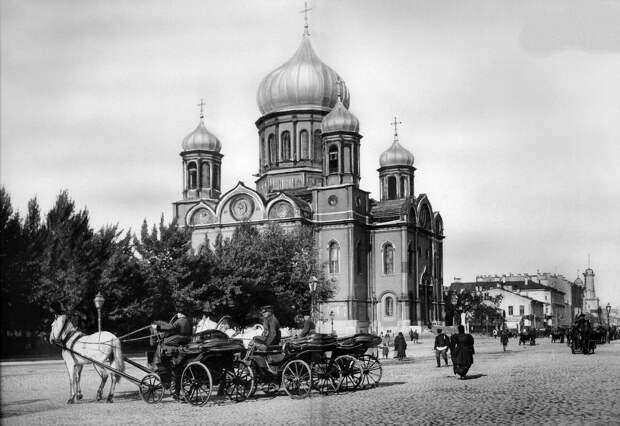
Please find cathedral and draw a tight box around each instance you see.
[172,24,445,335]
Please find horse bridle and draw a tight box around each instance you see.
[52,315,71,345]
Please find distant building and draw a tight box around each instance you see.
[582,268,600,318]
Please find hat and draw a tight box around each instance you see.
[260,305,274,314]
[301,309,311,316]
[50,301,63,315]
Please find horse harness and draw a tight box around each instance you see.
[56,316,86,364]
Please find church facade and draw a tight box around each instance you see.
[172,29,445,335]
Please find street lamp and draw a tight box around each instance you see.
[308,276,318,323]
[606,303,612,343]
[93,292,105,333]
[329,311,335,335]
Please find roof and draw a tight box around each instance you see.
[370,199,407,222]
[450,280,565,295]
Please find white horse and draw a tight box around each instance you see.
[50,314,124,403]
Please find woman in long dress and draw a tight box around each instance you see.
[450,324,475,379]
[394,332,407,360]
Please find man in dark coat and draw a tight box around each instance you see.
[433,328,450,367]
[252,306,281,350]
[450,324,475,379]
[394,332,407,360]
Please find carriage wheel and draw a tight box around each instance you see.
[311,359,341,394]
[139,374,164,404]
[224,360,255,402]
[358,355,382,389]
[282,360,312,399]
[181,362,213,406]
[335,355,363,391]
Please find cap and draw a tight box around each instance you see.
[50,301,63,315]
[260,305,274,313]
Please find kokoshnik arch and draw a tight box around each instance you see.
[172,22,445,335]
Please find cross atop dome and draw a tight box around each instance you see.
[197,98,206,120]
[391,115,403,142]
[300,1,312,36]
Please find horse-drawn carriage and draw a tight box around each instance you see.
[570,323,596,355]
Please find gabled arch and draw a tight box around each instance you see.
[185,202,216,226]
[266,193,301,219]
[215,181,267,223]
[433,212,444,236]
[416,195,433,230]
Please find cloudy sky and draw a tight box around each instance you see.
[2,0,619,307]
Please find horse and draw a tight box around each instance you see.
[49,314,124,403]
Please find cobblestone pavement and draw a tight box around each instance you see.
[2,337,619,425]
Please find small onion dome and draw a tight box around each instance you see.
[379,139,415,167]
[182,120,221,152]
[257,34,350,115]
[574,277,583,285]
[321,98,359,133]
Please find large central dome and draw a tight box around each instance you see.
[257,34,350,115]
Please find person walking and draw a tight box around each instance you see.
[382,343,389,359]
[433,328,450,367]
[492,328,498,339]
[412,329,419,344]
[450,324,475,380]
[500,329,509,352]
[409,328,414,342]
[394,332,407,360]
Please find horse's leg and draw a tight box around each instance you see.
[65,356,76,404]
[75,364,84,400]
[94,364,108,401]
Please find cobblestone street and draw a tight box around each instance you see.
[2,337,619,425]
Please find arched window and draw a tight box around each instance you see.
[329,241,340,274]
[343,145,351,173]
[385,296,394,317]
[400,176,407,197]
[269,134,276,164]
[212,164,220,190]
[420,205,432,229]
[187,162,197,189]
[261,137,267,166]
[383,243,394,274]
[201,162,210,188]
[281,131,291,161]
[356,242,363,274]
[313,130,322,161]
[328,145,339,173]
[408,243,413,274]
[387,176,397,199]
[300,130,309,159]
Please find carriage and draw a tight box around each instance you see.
[332,333,383,391]
[570,324,596,355]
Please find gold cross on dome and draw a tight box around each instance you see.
[197,99,206,120]
[391,116,403,140]
[300,2,312,35]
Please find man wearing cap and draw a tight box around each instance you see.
[252,306,281,350]
[299,311,315,338]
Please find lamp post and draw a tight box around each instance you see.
[329,311,335,335]
[606,303,612,343]
[308,276,318,324]
[93,292,105,333]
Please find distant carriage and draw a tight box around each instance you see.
[570,322,596,355]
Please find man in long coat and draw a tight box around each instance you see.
[252,305,281,350]
[450,324,475,379]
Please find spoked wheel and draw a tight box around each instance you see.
[282,359,312,399]
[358,355,382,389]
[224,360,255,402]
[311,359,341,394]
[181,361,213,406]
[335,355,363,391]
[139,374,164,404]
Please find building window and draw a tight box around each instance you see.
[508,306,513,315]
[313,130,322,161]
[212,164,220,190]
[329,241,339,274]
[328,145,339,173]
[300,130,309,159]
[407,243,413,274]
[519,305,525,315]
[201,162,210,188]
[343,145,351,173]
[356,242,362,274]
[417,247,422,257]
[385,296,394,317]
[400,176,407,197]
[383,243,394,275]
[545,306,549,314]
[187,162,197,189]
[269,134,277,164]
[387,176,397,199]
[281,131,291,161]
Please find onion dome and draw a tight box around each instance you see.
[379,139,415,167]
[574,277,584,286]
[182,120,221,152]
[321,98,359,133]
[257,34,350,115]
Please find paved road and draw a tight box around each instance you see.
[1,337,619,425]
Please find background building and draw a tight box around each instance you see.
[172,28,444,335]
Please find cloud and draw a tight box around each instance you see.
[520,0,620,54]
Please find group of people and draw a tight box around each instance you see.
[433,326,476,379]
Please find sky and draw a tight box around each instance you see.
[2,0,619,308]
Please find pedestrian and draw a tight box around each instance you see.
[382,343,389,359]
[413,329,419,344]
[409,328,414,342]
[394,332,407,360]
[450,324,475,380]
[433,328,450,367]
[500,329,509,352]
[385,332,391,346]
[493,328,498,339]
